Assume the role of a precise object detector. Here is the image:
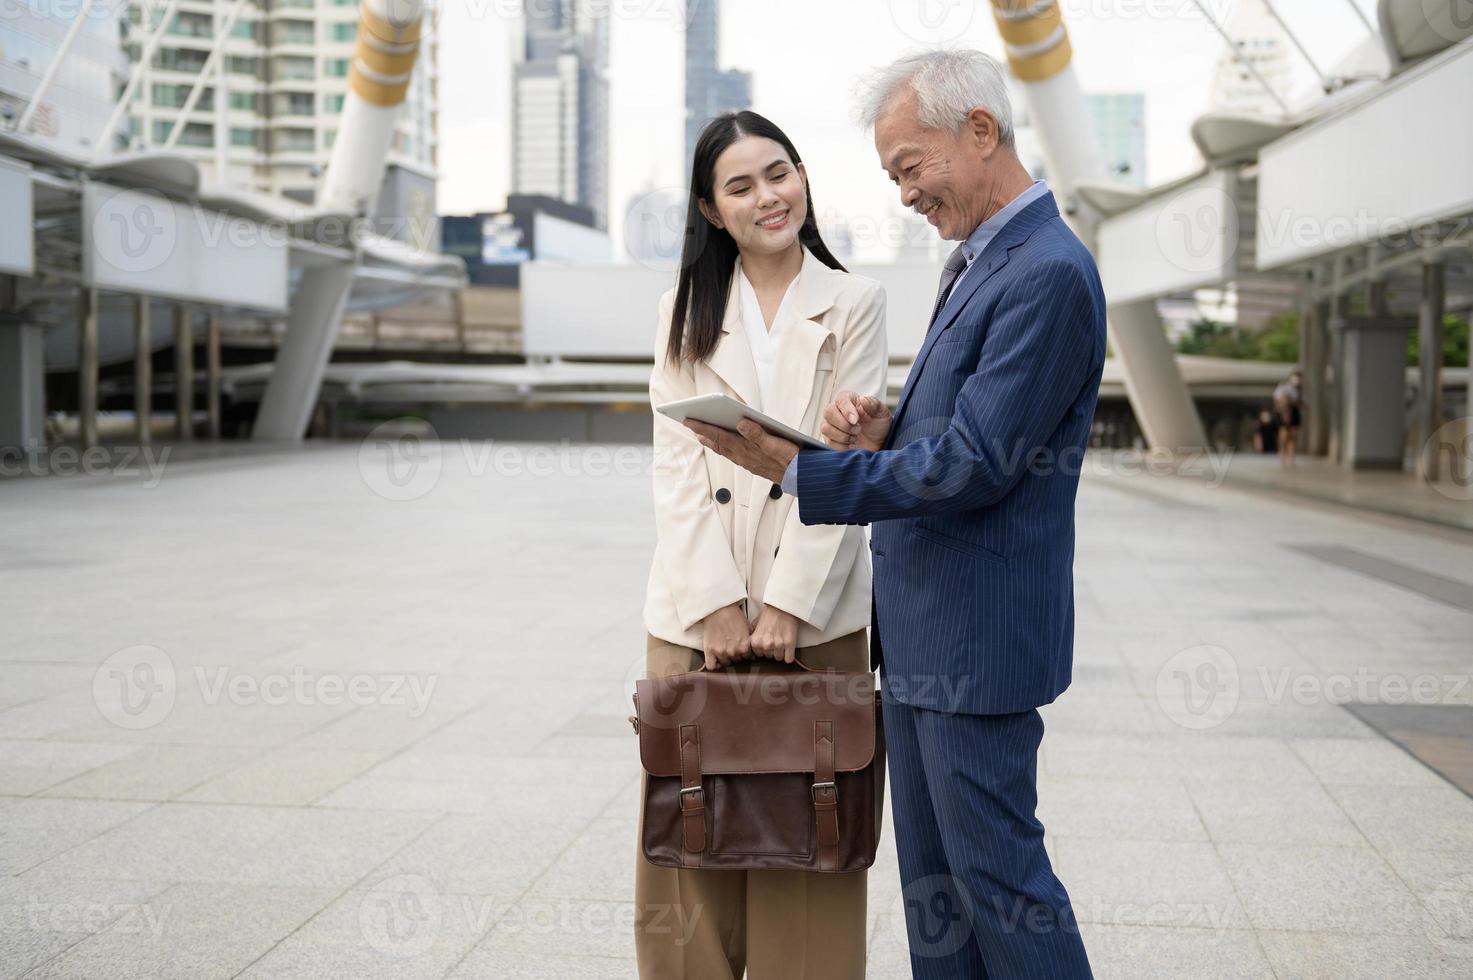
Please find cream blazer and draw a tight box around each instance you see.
[643,247,889,650]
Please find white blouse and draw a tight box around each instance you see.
[735,264,798,411]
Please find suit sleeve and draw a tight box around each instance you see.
[649,292,748,629]
[761,282,887,629]
[795,259,1102,526]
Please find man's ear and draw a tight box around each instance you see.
[698,199,724,230]
[966,107,999,157]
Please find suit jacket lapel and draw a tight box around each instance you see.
[888,193,1061,441]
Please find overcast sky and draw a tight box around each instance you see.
[434,0,1379,260]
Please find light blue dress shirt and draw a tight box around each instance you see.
[779,180,1051,496]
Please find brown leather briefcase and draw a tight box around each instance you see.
[632,662,885,873]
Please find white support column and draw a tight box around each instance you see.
[1108,300,1209,451]
[252,0,425,442]
[251,263,356,441]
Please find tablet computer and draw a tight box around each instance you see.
[655,393,832,452]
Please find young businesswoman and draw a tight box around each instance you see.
[637,111,888,979]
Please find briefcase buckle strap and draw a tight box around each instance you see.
[678,724,706,856]
[813,721,841,867]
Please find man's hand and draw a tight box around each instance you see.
[701,602,751,670]
[821,391,892,452]
[683,419,799,485]
[749,604,799,663]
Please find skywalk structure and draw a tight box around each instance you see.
[1058,0,1471,475]
[0,0,462,453]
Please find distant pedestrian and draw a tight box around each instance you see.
[1273,371,1302,467]
[1254,408,1279,454]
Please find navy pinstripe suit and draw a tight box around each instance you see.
[794,193,1103,978]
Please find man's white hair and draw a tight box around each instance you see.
[854,49,1015,146]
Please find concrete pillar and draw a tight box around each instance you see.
[1307,277,1332,456]
[1417,262,1446,480]
[79,287,99,450]
[174,302,193,441]
[0,274,46,459]
[1326,259,1349,464]
[1107,299,1209,452]
[252,262,355,442]
[1296,303,1311,454]
[1369,278,1390,317]
[206,310,222,440]
[1333,313,1414,470]
[1308,263,1331,453]
[452,287,465,351]
[134,294,151,446]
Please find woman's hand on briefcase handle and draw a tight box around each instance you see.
[749,605,799,664]
[701,603,752,670]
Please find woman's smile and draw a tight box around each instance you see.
[756,209,790,231]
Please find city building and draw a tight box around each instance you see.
[512,0,609,229]
[118,0,440,214]
[0,4,132,155]
[443,193,609,287]
[1087,92,1146,187]
[684,0,750,183]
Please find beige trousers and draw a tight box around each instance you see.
[633,629,871,980]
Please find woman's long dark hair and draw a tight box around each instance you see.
[666,111,847,364]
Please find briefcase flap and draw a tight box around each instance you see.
[635,670,877,777]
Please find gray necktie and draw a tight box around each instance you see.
[930,244,969,326]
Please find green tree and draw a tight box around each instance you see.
[1174,314,1298,362]
[1406,314,1470,368]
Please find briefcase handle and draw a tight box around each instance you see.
[628,653,862,732]
[695,658,815,673]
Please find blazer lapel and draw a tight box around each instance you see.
[888,193,1061,440]
[704,270,761,408]
[741,248,840,570]
[763,249,840,431]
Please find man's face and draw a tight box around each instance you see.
[873,90,999,242]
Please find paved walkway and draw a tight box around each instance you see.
[2,439,1472,979]
[1215,452,1473,532]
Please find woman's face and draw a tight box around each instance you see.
[700,135,808,258]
